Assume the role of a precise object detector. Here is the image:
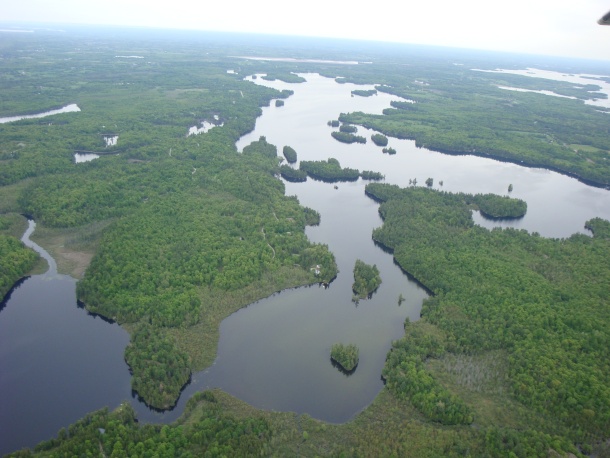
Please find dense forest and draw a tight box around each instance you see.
[367,183,610,451]
[0,231,38,300]
[2,26,610,457]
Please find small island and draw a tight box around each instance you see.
[282,145,297,163]
[371,133,389,146]
[275,100,284,107]
[330,343,359,373]
[382,147,397,155]
[351,89,377,97]
[339,124,358,133]
[331,131,367,144]
[352,259,382,299]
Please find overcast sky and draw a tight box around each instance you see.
[3,0,610,61]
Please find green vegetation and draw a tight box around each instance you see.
[327,119,340,127]
[299,158,360,182]
[279,164,307,182]
[330,131,367,144]
[14,387,585,457]
[352,259,382,299]
[242,135,277,158]
[3,27,610,457]
[371,133,388,146]
[351,89,377,97]
[282,145,297,163]
[469,193,527,219]
[339,124,358,133]
[125,326,191,410]
[366,183,527,219]
[383,320,474,425]
[360,170,384,180]
[12,395,272,458]
[382,146,397,155]
[330,343,359,372]
[0,233,38,299]
[0,31,340,409]
[262,73,306,83]
[367,182,610,445]
[275,99,284,107]
[585,217,610,238]
[339,72,610,187]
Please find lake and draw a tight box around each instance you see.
[1,70,609,455]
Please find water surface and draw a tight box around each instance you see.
[0,104,80,124]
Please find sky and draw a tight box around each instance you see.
[2,0,610,61]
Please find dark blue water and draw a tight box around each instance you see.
[0,221,132,456]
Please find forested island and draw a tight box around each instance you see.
[331,343,359,372]
[1,25,610,458]
[371,133,388,146]
[351,89,377,97]
[331,131,367,144]
[282,145,297,163]
[352,259,382,299]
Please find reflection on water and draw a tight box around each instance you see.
[0,220,131,456]
[74,152,100,163]
[0,104,80,124]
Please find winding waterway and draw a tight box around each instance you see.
[2,71,610,455]
[0,221,131,455]
[0,104,80,124]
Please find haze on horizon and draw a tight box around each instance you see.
[2,0,610,61]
